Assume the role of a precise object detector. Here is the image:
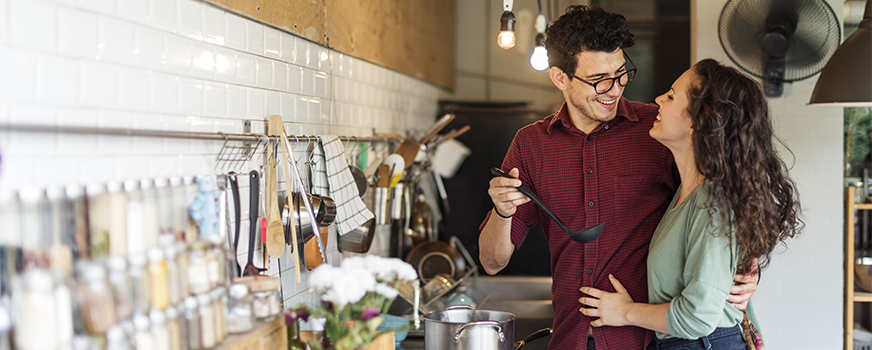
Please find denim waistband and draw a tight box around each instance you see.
[648,325,742,350]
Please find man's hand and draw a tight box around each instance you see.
[579,274,635,327]
[488,168,530,218]
[728,258,759,310]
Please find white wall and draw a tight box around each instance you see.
[0,0,441,308]
[692,1,845,349]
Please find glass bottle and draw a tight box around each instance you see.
[165,245,181,306]
[204,241,220,290]
[75,261,118,335]
[13,269,58,350]
[147,247,170,310]
[226,284,254,334]
[128,253,152,314]
[211,288,226,344]
[54,271,75,348]
[105,324,132,350]
[187,242,210,295]
[184,296,202,350]
[287,318,305,350]
[150,308,171,350]
[198,294,216,349]
[165,303,183,350]
[175,243,190,299]
[133,312,154,350]
[106,256,134,321]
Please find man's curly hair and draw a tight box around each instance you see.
[545,5,635,75]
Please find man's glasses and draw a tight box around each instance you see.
[566,54,637,94]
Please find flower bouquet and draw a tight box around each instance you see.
[292,255,418,350]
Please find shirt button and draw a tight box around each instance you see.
[587,168,593,174]
[586,135,591,141]
[588,201,594,206]
[604,124,610,130]
[586,268,593,274]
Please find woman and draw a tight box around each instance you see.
[578,59,802,349]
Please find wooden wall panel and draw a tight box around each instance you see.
[203,0,455,90]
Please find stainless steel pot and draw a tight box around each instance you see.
[423,305,551,350]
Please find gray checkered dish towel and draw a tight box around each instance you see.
[311,136,374,236]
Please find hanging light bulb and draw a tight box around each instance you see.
[528,12,548,71]
[497,0,516,50]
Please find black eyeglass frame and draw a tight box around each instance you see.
[565,53,638,94]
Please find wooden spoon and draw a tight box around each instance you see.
[265,115,285,258]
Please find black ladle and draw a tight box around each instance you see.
[243,170,266,276]
[491,167,603,243]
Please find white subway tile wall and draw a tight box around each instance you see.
[0,0,441,307]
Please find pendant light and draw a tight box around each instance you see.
[497,0,516,49]
[808,0,871,106]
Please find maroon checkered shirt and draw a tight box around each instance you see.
[481,98,679,350]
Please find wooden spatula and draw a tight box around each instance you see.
[376,164,391,187]
[265,115,285,258]
[305,226,329,270]
[395,139,420,169]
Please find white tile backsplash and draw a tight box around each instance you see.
[1,0,442,305]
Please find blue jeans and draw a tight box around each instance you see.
[646,325,746,350]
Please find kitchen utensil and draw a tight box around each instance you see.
[385,154,406,188]
[349,165,368,197]
[242,171,264,277]
[278,132,302,284]
[409,193,432,246]
[423,305,551,350]
[312,195,336,227]
[337,218,376,253]
[490,167,603,244]
[265,115,285,258]
[305,226,329,270]
[376,165,391,188]
[422,273,455,301]
[406,240,466,281]
[228,173,242,277]
[396,139,421,171]
[420,113,456,145]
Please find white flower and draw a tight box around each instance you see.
[373,283,398,299]
[339,255,417,283]
[319,267,376,309]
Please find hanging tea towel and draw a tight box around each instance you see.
[312,135,374,236]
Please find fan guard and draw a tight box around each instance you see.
[718,0,841,95]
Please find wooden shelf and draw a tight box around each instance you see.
[856,292,872,303]
[856,204,872,210]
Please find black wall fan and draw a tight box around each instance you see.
[718,0,841,97]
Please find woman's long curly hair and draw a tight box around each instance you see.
[688,59,803,273]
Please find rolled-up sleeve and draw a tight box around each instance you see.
[664,212,736,339]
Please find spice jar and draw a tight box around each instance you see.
[133,312,154,350]
[148,247,170,310]
[198,294,216,349]
[165,303,183,350]
[252,290,281,321]
[226,284,254,334]
[75,261,118,335]
[164,245,181,306]
[150,308,171,350]
[128,253,152,314]
[106,256,134,320]
[187,242,211,295]
[14,269,61,350]
[184,296,202,350]
[211,288,226,344]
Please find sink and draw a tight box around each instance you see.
[470,276,554,319]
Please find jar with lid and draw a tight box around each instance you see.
[184,296,202,350]
[106,256,134,321]
[149,308,171,350]
[128,253,152,314]
[204,241,221,289]
[165,303,183,350]
[133,312,154,350]
[164,245,181,305]
[210,288,226,344]
[252,290,281,321]
[148,247,170,310]
[75,261,118,335]
[226,284,254,334]
[13,270,67,350]
[198,294,216,349]
[206,235,228,286]
[53,271,75,348]
[174,243,190,299]
[187,242,211,295]
[105,324,132,350]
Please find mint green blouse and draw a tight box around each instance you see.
[647,182,754,340]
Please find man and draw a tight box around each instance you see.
[479,5,758,350]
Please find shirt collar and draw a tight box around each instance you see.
[546,96,639,134]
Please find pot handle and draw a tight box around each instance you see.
[444,305,476,311]
[453,320,505,344]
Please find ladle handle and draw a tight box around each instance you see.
[489,168,573,232]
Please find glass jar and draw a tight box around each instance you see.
[12,269,61,350]
[106,256,134,321]
[226,284,254,334]
[204,241,220,289]
[198,294,216,349]
[105,324,132,350]
[211,288,226,344]
[184,297,202,350]
[149,308,171,350]
[148,247,170,310]
[128,253,152,314]
[75,261,118,335]
[187,242,211,295]
[133,312,154,350]
[54,272,74,348]
[252,290,280,321]
[175,243,190,299]
[164,245,181,306]
[165,303,183,350]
